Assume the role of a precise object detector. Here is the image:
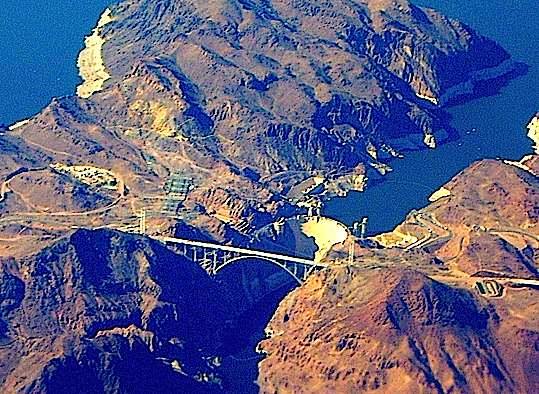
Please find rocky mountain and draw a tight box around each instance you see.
[79,0,514,176]
[0,0,518,242]
[257,156,539,394]
[0,229,228,393]
[0,1,536,393]
[370,154,539,279]
[4,155,539,394]
[258,265,539,394]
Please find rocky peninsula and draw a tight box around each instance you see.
[1,0,520,242]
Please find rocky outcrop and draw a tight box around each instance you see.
[77,9,114,98]
[88,0,510,173]
[12,96,158,195]
[527,112,539,153]
[454,231,539,279]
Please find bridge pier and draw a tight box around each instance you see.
[198,248,221,275]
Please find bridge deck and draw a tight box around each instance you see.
[160,236,325,267]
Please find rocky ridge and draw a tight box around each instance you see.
[258,265,539,394]
[0,2,536,393]
[0,229,228,393]
[372,154,539,279]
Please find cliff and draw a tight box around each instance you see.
[77,9,114,98]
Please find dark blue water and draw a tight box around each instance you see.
[324,0,539,235]
[0,0,111,125]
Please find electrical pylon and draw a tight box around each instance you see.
[139,207,146,234]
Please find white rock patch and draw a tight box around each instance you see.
[428,186,451,202]
[76,9,114,98]
[527,116,539,154]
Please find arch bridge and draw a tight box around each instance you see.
[160,237,327,283]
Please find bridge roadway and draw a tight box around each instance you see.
[160,237,323,266]
[157,236,327,283]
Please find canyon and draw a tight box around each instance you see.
[0,0,538,393]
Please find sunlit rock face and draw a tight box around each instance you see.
[76,9,114,98]
[527,113,539,153]
[428,186,451,202]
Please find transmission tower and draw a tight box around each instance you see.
[348,241,354,265]
[139,207,146,234]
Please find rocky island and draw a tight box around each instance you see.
[0,0,538,393]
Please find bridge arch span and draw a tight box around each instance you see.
[215,255,304,285]
[158,236,326,283]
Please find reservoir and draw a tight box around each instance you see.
[324,0,539,235]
